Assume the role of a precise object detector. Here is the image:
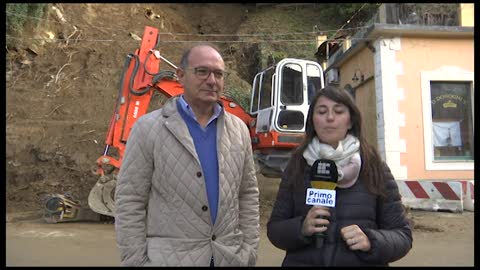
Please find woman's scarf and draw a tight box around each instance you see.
[303,134,361,188]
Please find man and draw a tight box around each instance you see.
[114,44,260,266]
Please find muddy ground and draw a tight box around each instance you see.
[6,175,475,266]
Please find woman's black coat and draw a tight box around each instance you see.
[267,158,413,266]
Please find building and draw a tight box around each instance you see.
[316,3,474,212]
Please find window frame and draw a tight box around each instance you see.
[421,68,474,171]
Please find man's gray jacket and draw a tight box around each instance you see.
[115,96,260,266]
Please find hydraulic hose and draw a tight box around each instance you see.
[152,70,177,84]
[128,54,152,96]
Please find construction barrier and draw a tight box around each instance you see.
[461,180,474,211]
[397,180,469,212]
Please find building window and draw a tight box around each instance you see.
[430,82,474,161]
[421,69,474,170]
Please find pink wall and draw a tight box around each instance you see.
[396,37,474,180]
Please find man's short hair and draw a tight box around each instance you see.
[179,43,222,69]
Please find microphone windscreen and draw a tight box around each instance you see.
[310,159,338,190]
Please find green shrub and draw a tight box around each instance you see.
[6,4,29,35]
[317,3,381,38]
[6,3,48,48]
[225,86,251,112]
[6,3,47,35]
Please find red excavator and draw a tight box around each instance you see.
[44,26,324,223]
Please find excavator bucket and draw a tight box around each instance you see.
[87,174,117,217]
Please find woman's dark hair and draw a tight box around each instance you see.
[286,85,385,197]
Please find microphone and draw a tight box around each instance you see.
[305,159,338,248]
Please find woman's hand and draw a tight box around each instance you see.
[340,224,371,251]
[301,206,331,237]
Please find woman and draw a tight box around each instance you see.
[267,86,412,266]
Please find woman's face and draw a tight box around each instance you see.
[312,96,352,148]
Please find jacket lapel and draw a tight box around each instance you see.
[162,97,199,162]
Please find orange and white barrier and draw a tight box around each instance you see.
[396,180,473,212]
[460,180,474,211]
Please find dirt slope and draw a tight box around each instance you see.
[6,3,326,214]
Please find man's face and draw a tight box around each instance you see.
[177,46,226,106]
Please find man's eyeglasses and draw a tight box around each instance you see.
[186,67,228,81]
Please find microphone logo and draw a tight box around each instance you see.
[306,159,338,207]
[316,161,331,175]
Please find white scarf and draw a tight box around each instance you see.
[303,134,361,187]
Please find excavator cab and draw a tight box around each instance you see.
[249,58,324,177]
